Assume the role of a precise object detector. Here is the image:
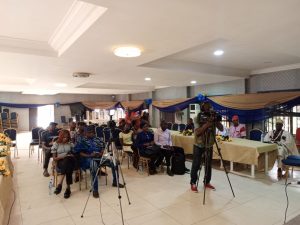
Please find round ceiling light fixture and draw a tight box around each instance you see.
[145,77,151,81]
[213,49,224,56]
[190,80,197,84]
[114,46,141,57]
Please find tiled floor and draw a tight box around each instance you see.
[7,132,300,225]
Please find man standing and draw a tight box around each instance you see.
[229,115,246,138]
[42,122,59,177]
[264,119,298,178]
[154,120,174,176]
[190,101,223,192]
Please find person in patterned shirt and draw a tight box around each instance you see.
[74,125,124,198]
[229,115,246,138]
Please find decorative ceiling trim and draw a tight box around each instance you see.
[0,36,56,57]
[250,63,300,75]
[49,0,107,56]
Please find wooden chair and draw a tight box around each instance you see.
[121,146,133,169]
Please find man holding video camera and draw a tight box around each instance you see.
[190,101,223,192]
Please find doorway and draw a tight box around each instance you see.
[37,105,54,129]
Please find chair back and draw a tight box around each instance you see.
[95,126,104,139]
[167,122,172,130]
[1,112,8,120]
[4,128,17,141]
[112,128,122,148]
[179,123,186,132]
[38,129,46,146]
[32,127,42,140]
[249,129,263,141]
[61,116,67,123]
[296,128,300,141]
[103,128,111,143]
[172,123,179,131]
[10,112,18,120]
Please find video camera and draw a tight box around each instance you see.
[200,110,222,123]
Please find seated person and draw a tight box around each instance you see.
[264,119,298,178]
[154,120,174,176]
[69,122,77,143]
[118,119,126,131]
[119,124,133,153]
[136,122,161,175]
[131,119,142,168]
[42,122,59,177]
[229,115,246,138]
[185,118,195,131]
[51,130,76,198]
[74,125,124,198]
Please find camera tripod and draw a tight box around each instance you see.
[196,128,235,205]
[80,142,131,225]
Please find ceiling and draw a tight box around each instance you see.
[0,0,300,95]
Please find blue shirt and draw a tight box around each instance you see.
[136,131,154,154]
[74,136,105,170]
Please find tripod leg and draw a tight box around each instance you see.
[81,166,101,218]
[203,148,209,205]
[118,162,131,205]
[215,139,235,198]
[114,163,125,225]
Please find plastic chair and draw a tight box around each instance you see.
[282,155,300,184]
[29,127,42,157]
[249,129,263,141]
[172,123,179,131]
[295,128,300,150]
[4,128,18,158]
[167,122,172,130]
[179,124,186,132]
[95,126,104,140]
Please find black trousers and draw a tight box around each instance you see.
[140,148,162,170]
[57,156,76,185]
[155,146,186,167]
[43,148,52,170]
[190,145,213,185]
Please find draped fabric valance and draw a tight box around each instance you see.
[120,100,145,111]
[81,101,120,110]
[152,96,202,113]
[209,92,300,110]
[0,102,48,108]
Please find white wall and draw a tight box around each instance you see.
[54,105,72,124]
[248,68,300,93]
[191,79,245,96]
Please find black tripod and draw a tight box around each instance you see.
[196,128,235,205]
[80,143,131,225]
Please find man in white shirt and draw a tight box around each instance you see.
[264,118,298,178]
[154,120,174,176]
[229,115,246,138]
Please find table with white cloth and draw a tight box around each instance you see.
[151,129,278,178]
[0,154,14,225]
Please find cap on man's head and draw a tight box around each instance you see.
[86,125,95,133]
[276,118,284,124]
[49,122,58,126]
[232,115,239,121]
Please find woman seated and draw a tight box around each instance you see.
[119,123,134,152]
[51,130,76,199]
[136,122,161,174]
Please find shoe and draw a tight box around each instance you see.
[167,167,174,176]
[149,169,157,175]
[112,183,124,188]
[205,183,216,190]
[43,169,50,177]
[93,191,99,198]
[64,188,71,199]
[191,184,198,192]
[185,167,190,172]
[54,184,62,195]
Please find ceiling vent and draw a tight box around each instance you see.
[72,72,91,78]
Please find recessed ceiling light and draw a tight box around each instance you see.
[145,77,151,81]
[54,83,67,87]
[213,50,224,56]
[190,80,197,84]
[114,46,141,57]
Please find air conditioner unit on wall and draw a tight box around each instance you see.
[189,103,200,118]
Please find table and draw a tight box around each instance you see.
[0,155,14,225]
[151,128,278,178]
